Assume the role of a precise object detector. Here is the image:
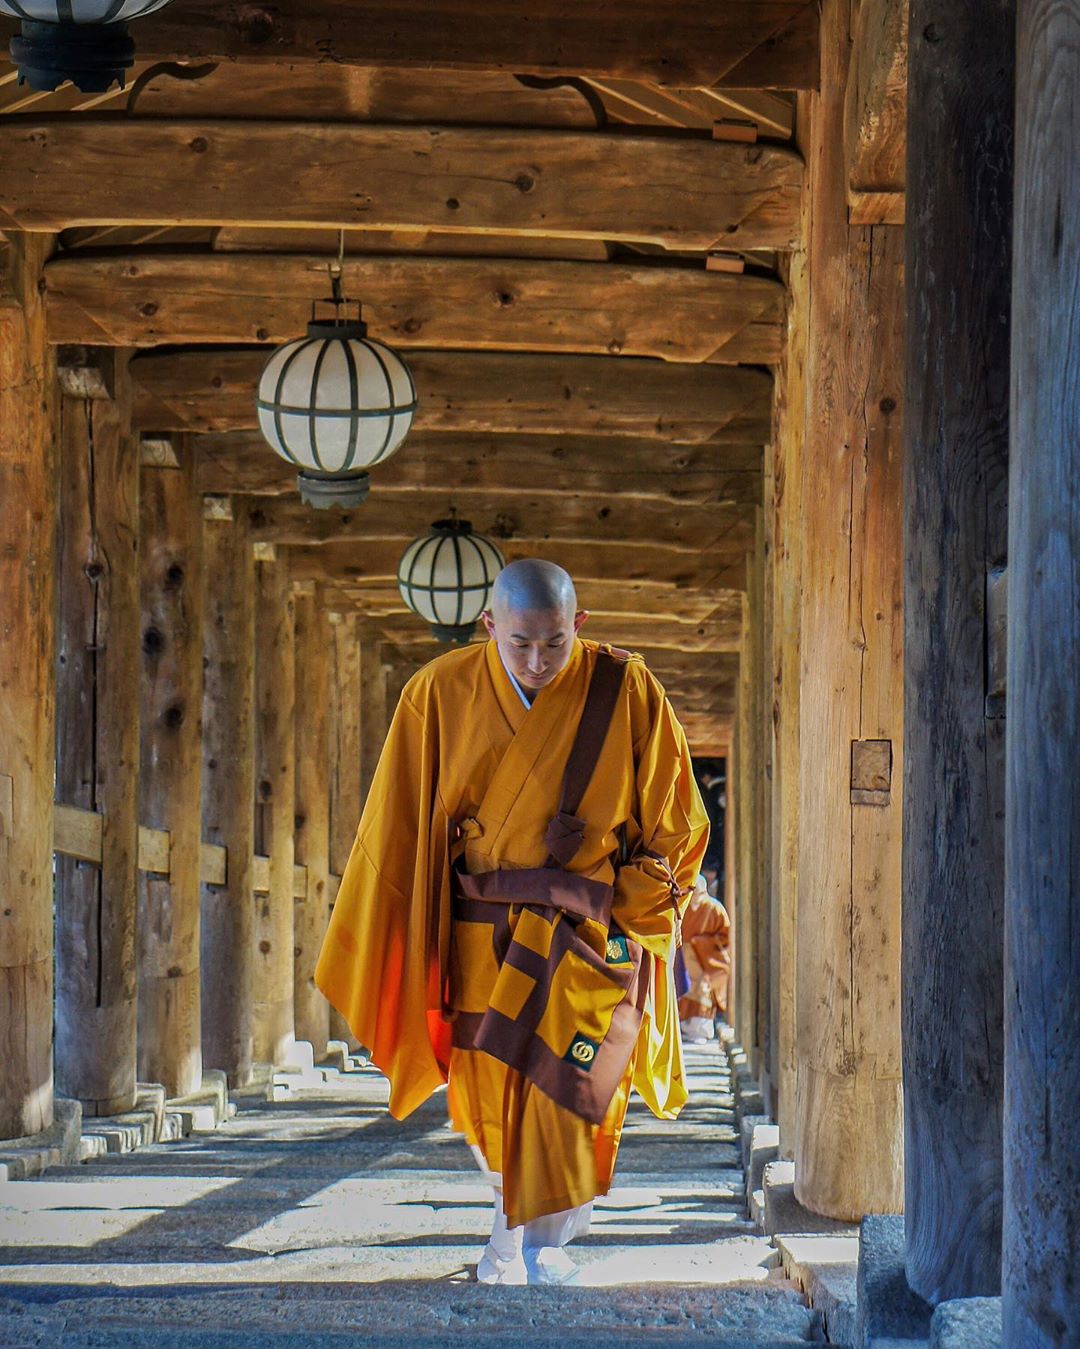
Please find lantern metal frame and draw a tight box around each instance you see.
[397,513,505,645]
[1,2,173,92]
[255,242,417,510]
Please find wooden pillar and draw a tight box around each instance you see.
[733,600,757,1059]
[771,154,809,1153]
[329,611,362,878]
[55,352,140,1116]
[751,508,771,1101]
[794,0,905,1219]
[359,637,388,801]
[138,443,204,1099]
[903,0,1012,1302]
[201,497,255,1087]
[327,610,362,1050]
[293,586,330,1056]
[253,549,296,1067]
[1004,3,1080,1339]
[0,235,57,1141]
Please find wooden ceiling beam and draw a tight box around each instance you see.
[288,540,748,591]
[44,252,785,364]
[356,611,741,653]
[4,2,820,90]
[0,119,803,251]
[243,491,756,550]
[195,430,762,502]
[131,349,773,440]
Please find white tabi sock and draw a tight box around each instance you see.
[521,1200,593,1286]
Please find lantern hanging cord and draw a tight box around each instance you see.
[328,228,346,313]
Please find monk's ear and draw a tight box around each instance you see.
[572,609,590,633]
[480,610,497,639]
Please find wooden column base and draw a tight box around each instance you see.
[0,957,53,1141]
[137,968,201,1100]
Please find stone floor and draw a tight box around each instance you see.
[0,1042,823,1346]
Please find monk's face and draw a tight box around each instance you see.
[482,605,589,692]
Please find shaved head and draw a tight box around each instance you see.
[490,559,577,620]
[482,559,588,701]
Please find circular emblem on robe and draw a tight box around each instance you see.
[606,938,623,962]
[571,1039,596,1065]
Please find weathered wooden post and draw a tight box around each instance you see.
[0,235,57,1142]
[903,0,1012,1302]
[359,637,388,800]
[327,609,362,1051]
[1004,2,1080,1339]
[794,0,905,1218]
[770,175,809,1151]
[139,438,204,1098]
[253,547,296,1066]
[56,351,141,1116]
[293,585,330,1057]
[201,497,255,1087]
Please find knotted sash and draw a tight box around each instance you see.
[449,651,650,1125]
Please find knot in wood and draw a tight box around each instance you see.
[142,626,164,655]
[140,302,158,318]
[85,562,104,582]
[515,173,535,194]
[879,396,897,414]
[163,704,185,730]
[165,563,185,588]
[189,135,209,155]
[259,940,271,954]
[445,197,461,211]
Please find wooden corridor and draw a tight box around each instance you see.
[0,0,1078,1343]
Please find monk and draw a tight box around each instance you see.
[315,559,708,1285]
[677,874,732,1043]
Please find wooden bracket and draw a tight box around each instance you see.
[851,738,892,806]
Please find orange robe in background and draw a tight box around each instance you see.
[315,636,708,1226]
[677,894,732,1019]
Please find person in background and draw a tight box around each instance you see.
[678,873,731,1043]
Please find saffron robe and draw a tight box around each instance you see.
[677,894,732,1020]
[314,636,709,1226]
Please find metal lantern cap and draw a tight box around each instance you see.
[1,2,173,92]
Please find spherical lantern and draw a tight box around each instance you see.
[397,516,505,645]
[1,1,173,92]
[256,309,417,511]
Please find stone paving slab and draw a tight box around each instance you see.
[0,1043,819,1344]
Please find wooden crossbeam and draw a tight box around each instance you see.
[196,430,762,500]
[292,540,748,592]
[244,491,756,551]
[359,611,742,653]
[131,349,773,441]
[0,119,803,251]
[6,2,820,89]
[43,253,785,364]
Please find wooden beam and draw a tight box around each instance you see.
[42,2,821,89]
[294,539,748,592]
[138,452,205,1099]
[363,610,741,654]
[44,253,785,364]
[200,498,257,1087]
[2,118,804,251]
[131,349,773,442]
[197,431,763,500]
[244,493,756,551]
[845,0,907,223]
[55,353,141,1119]
[0,233,56,1142]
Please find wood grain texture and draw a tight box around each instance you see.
[845,0,907,206]
[903,0,1012,1304]
[253,556,296,1067]
[1004,2,1080,1342]
[245,492,755,553]
[293,591,332,1057]
[327,611,364,880]
[770,176,808,1155]
[0,234,56,1141]
[793,0,905,1221]
[360,640,388,803]
[44,252,785,364]
[196,431,763,501]
[130,348,774,444]
[138,452,205,1099]
[200,504,256,1088]
[55,358,141,1117]
[69,1,822,89]
[1,119,804,251]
